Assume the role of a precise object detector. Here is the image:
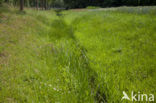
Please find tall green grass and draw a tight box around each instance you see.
[64,7,156,102]
[0,6,97,103]
[0,6,156,103]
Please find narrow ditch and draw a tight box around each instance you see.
[49,10,107,103]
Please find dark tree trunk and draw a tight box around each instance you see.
[41,0,44,10]
[44,0,47,10]
[36,0,38,9]
[20,0,24,11]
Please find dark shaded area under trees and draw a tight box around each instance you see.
[64,0,156,8]
[0,0,156,10]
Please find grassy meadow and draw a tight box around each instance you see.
[0,5,156,103]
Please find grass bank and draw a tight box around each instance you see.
[0,6,156,103]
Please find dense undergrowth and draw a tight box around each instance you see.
[0,5,156,103]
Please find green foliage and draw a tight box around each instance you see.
[64,7,156,102]
[0,0,2,5]
[0,4,10,13]
[48,19,74,39]
[0,6,156,103]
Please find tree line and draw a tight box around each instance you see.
[0,0,156,10]
[0,0,64,10]
[64,0,156,8]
